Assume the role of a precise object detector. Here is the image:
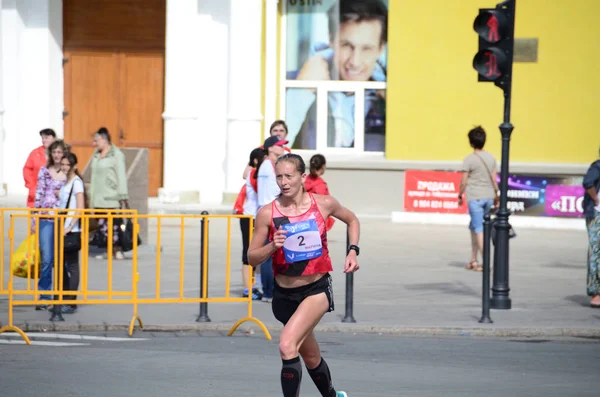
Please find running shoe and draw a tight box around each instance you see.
[243,288,263,300]
[337,392,348,397]
[251,289,263,300]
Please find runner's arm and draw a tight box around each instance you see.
[247,206,277,267]
[322,195,360,246]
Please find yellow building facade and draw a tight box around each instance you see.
[385,0,599,165]
[268,0,597,217]
[272,0,598,164]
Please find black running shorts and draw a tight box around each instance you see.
[272,273,334,325]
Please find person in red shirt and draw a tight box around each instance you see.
[304,154,335,231]
[23,129,56,208]
[248,153,360,397]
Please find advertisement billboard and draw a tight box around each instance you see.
[284,0,388,152]
[404,170,585,218]
[404,171,467,214]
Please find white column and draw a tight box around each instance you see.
[1,0,24,196]
[161,0,229,204]
[47,0,63,137]
[0,0,63,196]
[263,0,279,137]
[224,0,263,197]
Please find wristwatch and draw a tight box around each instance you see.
[347,245,360,256]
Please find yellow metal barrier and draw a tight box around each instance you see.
[0,208,137,294]
[0,208,138,344]
[0,211,271,344]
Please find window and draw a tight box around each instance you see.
[281,0,389,153]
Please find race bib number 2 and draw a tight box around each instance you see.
[282,219,322,263]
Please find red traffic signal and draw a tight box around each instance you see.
[474,10,509,44]
[473,6,514,83]
[473,48,507,80]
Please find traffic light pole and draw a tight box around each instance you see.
[491,92,513,310]
[490,0,516,310]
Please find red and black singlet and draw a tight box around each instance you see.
[269,193,332,277]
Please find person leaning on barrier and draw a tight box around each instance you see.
[583,147,600,308]
[57,152,86,314]
[247,153,360,397]
[89,127,129,260]
[23,128,56,208]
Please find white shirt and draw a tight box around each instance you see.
[243,175,259,217]
[257,160,280,209]
[58,176,84,232]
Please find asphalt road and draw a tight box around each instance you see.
[0,331,597,397]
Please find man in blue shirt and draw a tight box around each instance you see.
[286,0,388,152]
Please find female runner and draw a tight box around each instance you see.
[248,153,360,397]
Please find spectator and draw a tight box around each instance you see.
[582,147,600,308]
[261,120,291,154]
[304,154,335,231]
[34,139,68,309]
[89,127,129,260]
[57,152,85,314]
[256,135,288,302]
[458,126,499,272]
[23,129,56,208]
[234,147,266,300]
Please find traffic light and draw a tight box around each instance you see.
[473,0,516,91]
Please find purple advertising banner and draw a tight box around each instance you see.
[544,185,585,218]
[494,173,584,218]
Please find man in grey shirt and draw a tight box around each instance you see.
[458,126,499,271]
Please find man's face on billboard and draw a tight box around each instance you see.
[332,19,384,81]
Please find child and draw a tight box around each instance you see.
[304,154,335,231]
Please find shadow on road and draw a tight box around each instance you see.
[564,295,590,307]
[405,282,478,297]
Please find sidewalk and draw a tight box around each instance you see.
[1,213,597,337]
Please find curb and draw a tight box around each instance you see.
[5,322,600,338]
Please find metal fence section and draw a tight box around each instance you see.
[0,211,270,344]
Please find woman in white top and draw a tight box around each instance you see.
[57,152,86,313]
[240,148,266,298]
[256,136,288,302]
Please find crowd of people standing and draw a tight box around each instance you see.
[22,127,130,314]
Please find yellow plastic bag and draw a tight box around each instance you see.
[11,234,40,279]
